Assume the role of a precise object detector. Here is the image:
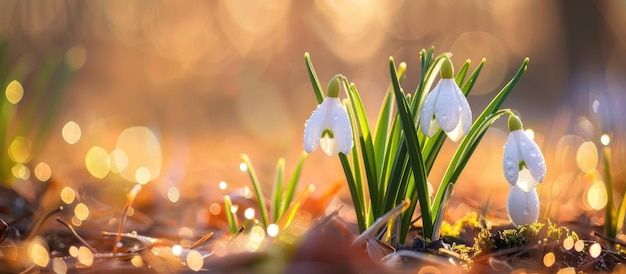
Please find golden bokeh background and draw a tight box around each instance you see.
[1,1,625,228]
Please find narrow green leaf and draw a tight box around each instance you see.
[616,188,626,233]
[344,80,379,217]
[389,57,433,239]
[340,153,366,232]
[454,59,471,85]
[304,52,324,102]
[382,142,409,211]
[373,91,394,176]
[223,195,238,235]
[281,151,307,218]
[378,115,402,210]
[373,62,405,176]
[271,158,285,222]
[459,59,486,94]
[240,154,270,227]
[603,148,616,240]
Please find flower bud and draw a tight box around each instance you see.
[326,74,342,98]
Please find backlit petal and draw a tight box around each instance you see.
[303,99,330,153]
[446,120,465,142]
[419,89,437,136]
[457,89,472,136]
[507,186,540,227]
[517,130,546,183]
[328,98,353,154]
[320,135,339,156]
[503,132,521,187]
[434,79,461,133]
[516,167,539,192]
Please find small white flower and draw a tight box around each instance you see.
[506,185,540,226]
[419,59,472,142]
[303,97,353,156]
[503,129,546,192]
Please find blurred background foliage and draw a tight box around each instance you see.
[0,0,624,225]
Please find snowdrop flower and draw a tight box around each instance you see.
[419,58,472,142]
[507,185,540,226]
[303,75,353,156]
[503,115,546,192]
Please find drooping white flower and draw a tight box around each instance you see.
[507,185,540,226]
[502,116,546,192]
[419,58,472,142]
[303,76,353,156]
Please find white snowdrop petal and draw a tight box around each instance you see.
[503,132,521,187]
[303,99,330,153]
[329,98,353,154]
[419,90,437,136]
[518,132,546,183]
[457,89,472,136]
[446,120,465,142]
[507,186,540,226]
[434,79,461,133]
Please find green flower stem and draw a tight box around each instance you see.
[240,154,270,227]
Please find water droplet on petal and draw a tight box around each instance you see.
[523,208,530,216]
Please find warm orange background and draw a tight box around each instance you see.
[1,1,625,229]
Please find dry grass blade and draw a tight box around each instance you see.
[113,184,142,253]
[352,199,409,246]
[365,238,395,260]
[56,217,96,253]
[188,232,215,250]
[25,206,63,240]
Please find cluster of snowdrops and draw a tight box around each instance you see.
[302,55,546,232]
